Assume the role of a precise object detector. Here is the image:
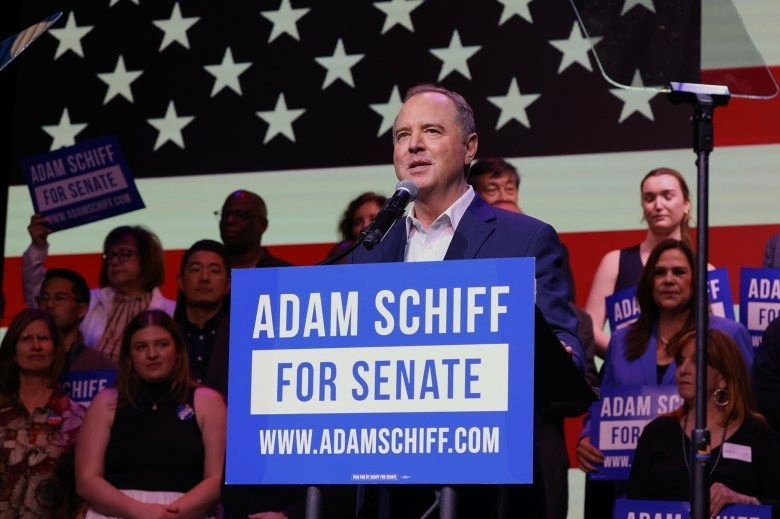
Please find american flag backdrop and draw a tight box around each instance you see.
[2,1,780,507]
[2,0,779,322]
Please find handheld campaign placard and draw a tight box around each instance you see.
[740,268,780,348]
[590,386,682,480]
[61,369,117,407]
[613,498,770,519]
[606,269,735,332]
[21,135,145,232]
[225,258,536,485]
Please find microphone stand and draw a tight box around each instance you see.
[667,82,730,519]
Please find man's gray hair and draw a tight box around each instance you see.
[394,83,476,142]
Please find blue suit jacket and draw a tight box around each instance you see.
[350,194,585,370]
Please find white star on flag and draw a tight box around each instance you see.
[153,3,200,51]
[256,94,306,144]
[496,0,534,25]
[549,22,602,74]
[49,12,93,59]
[370,86,403,137]
[373,0,423,34]
[42,108,88,150]
[147,101,195,150]
[429,31,481,81]
[487,78,540,129]
[622,0,655,15]
[109,0,139,7]
[260,0,310,43]
[315,39,365,89]
[610,70,659,123]
[97,56,143,104]
[204,48,252,97]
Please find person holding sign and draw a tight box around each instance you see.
[0,309,85,518]
[350,84,582,518]
[585,168,693,355]
[628,329,780,516]
[23,219,176,363]
[577,239,753,517]
[75,310,226,519]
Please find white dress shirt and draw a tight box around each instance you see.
[404,186,475,262]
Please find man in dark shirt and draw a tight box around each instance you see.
[37,269,116,404]
[218,190,292,269]
[174,240,231,390]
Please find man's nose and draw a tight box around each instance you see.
[408,130,425,151]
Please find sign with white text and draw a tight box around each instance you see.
[22,135,145,231]
[740,268,780,348]
[590,386,682,480]
[613,498,770,519]
[225,258,536,485]
[61,369,116,407]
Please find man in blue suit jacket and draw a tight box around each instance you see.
[350,84,584,518]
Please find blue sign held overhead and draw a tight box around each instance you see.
[226,258,536,485]
[22,135,145,232]
[740,268,780,348]
[590,386,682,480]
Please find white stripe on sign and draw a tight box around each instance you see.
[598,419,651,450]
[747,301,780,330]
[250,344,509,415]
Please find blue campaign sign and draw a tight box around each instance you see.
[225,258,536,485]
[61,369,117,406]
[739,268,780,348]
[21,135,145,232]
[606,287,639,332]
[613,498,770,519]
[590,386,682,480]
[606,270,736,333]
[708,268,735,321]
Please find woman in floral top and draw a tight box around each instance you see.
[0,308,85,518]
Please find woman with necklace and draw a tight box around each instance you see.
[576,239,754,518]
[76,310,226,519]
[628,329,780,516]
[0,308,85,518]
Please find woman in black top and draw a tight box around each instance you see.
[76,310,226,519]
[629,329,780,517]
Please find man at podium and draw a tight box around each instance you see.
[350,83,584,518]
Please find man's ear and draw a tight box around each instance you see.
[464,133,478,165]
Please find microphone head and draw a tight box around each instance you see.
[395,179,418,201]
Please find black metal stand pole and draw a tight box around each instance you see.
[305,485,322,519]
[439,486,457,519]
[667,83,730,519]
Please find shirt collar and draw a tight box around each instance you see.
[405,185,475,238]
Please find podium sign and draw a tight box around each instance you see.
[226,258,536,485]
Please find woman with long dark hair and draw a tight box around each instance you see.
[76,310,225,518]
[585,168,694,354]
[0,308,85,517]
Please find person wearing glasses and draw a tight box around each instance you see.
[36,269,116,394]
[0,308,86,518]
[216,190,292,269]
[24,217,175,364]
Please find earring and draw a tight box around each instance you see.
[713,387,729,407]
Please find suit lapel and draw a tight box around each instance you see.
[380,219,407,262]
[445,196,496,260]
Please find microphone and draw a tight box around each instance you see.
[361,180,418,250]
